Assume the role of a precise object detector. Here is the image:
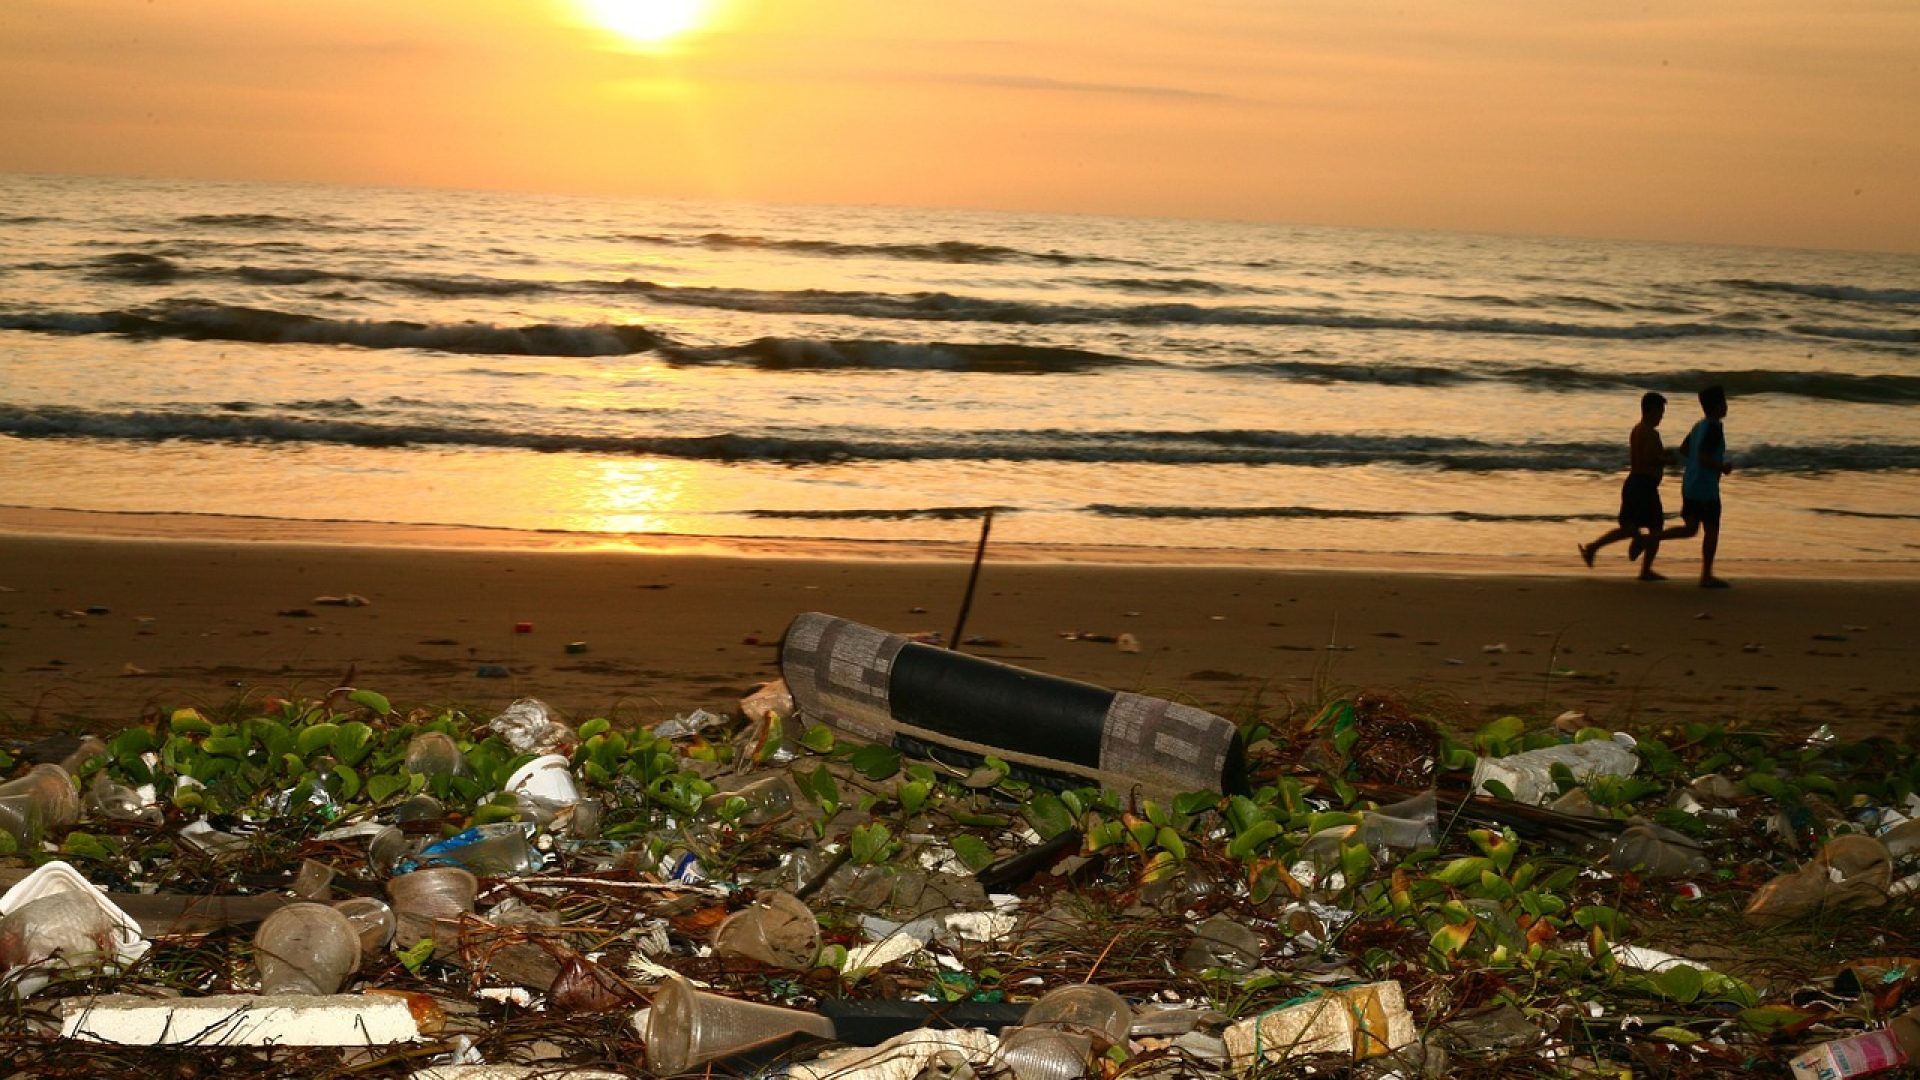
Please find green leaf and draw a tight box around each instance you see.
[1173,791,1218,816]
[330,764,362,802]
[395,936,436,973]
[110,728,155,760]
[1023,793,1075,841]
[897,779,932,816]
[799,725,836,753]
[347,689,391,716]
[1738,1005,1813,1036]
[331,721,375,767]
[1573,905,1624,937]
[850,822,897,865]
[1655,964,1706,1004]
[849,744,902,781]
[1155,826,1188,862]
[1744,771,1789,799]
[1474,715,1527,755]
[1339,840,1371,884]
[578,717,611,740]
[61,832,120,861]
[801,764,840,816]
[944,826,990,868]
[1085,819,1127,852]
[365,772,409,805]
[1430,856,1494,886]
[1430,918,1476,957]
[1226,819,1281,859]
[1649,1025,1701,1045]
[296,722,339,759]
[169,708,212,735]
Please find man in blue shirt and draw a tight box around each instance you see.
[1659,385,1734,588]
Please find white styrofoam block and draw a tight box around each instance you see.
[60,993,420,1045]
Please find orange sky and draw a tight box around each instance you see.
[3,0,1916,253]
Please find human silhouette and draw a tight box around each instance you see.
[1658,385,1734,588]
[1580,392,1671,580]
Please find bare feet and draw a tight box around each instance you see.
[1638,569,1668,581]
[1579,543,1596,568]
[1700,576,1731,589]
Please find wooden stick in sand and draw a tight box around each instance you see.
[949,509,995,652]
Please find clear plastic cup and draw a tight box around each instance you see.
[402,732,470,778]
[385,865,477,949]
[0,764,80,848]
[252,901,361,995]
[332,896,397,961]
[711,890,821,970]
[1020,984,1132,1051]
[995,1025,1096,1080]
[642,975,837,1075]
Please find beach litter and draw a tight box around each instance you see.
[0,613,1915,1077]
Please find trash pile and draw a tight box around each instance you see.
[1,612,1917,1079]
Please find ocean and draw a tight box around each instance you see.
[3,172,1917,569]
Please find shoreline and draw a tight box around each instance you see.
[6,505,1920,580]
[4,509,1917,745]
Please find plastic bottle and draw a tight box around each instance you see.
[252,902,361,995]
[1471,737,1639,805]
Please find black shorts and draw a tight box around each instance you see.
[1682,497,1722,527]
[1617,474,1663,531]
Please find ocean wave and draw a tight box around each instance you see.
[617,279,1750,339]
[177,212,330,230]
[86,252,183,283]
[0,300,663,357]
[1789,324,1920,344]
[1723,279,1920,306]
[6,407,1917,473]
[619,231,1137,267]
[661,336,1139,373]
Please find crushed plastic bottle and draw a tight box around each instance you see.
[487,698,574,755]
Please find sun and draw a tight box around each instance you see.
[576,0,710,47]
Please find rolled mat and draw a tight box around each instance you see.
[780,612,1247,797]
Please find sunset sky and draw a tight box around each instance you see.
[3,0,1916,253]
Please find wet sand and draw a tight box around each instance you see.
[2,509,1916,742]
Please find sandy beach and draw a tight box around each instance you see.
[2,507,1916,744]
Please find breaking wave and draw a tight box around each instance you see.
[618,231,1139,267]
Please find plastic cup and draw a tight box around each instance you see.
[394,793,447,833]
[402,732,471,778]
[0,764,80,848]
[253,902,361,995]
[386,865,477,949]
[1020,984,1132,1051]
[711,890,821,970]
[995,1025,1096,1080]
[642,975,837,1075]
[332,896,397,961]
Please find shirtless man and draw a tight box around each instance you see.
[1579,391,1669,581]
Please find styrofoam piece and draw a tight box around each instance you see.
[61,993,420,1045]
[408,1060,625,1068]
[504,754,578,804]
[0,859,149,997]
[411,1069,628,1080]
[789,1027,1000,1080]
[845,931,925,973]
[1471,737,1639,805]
